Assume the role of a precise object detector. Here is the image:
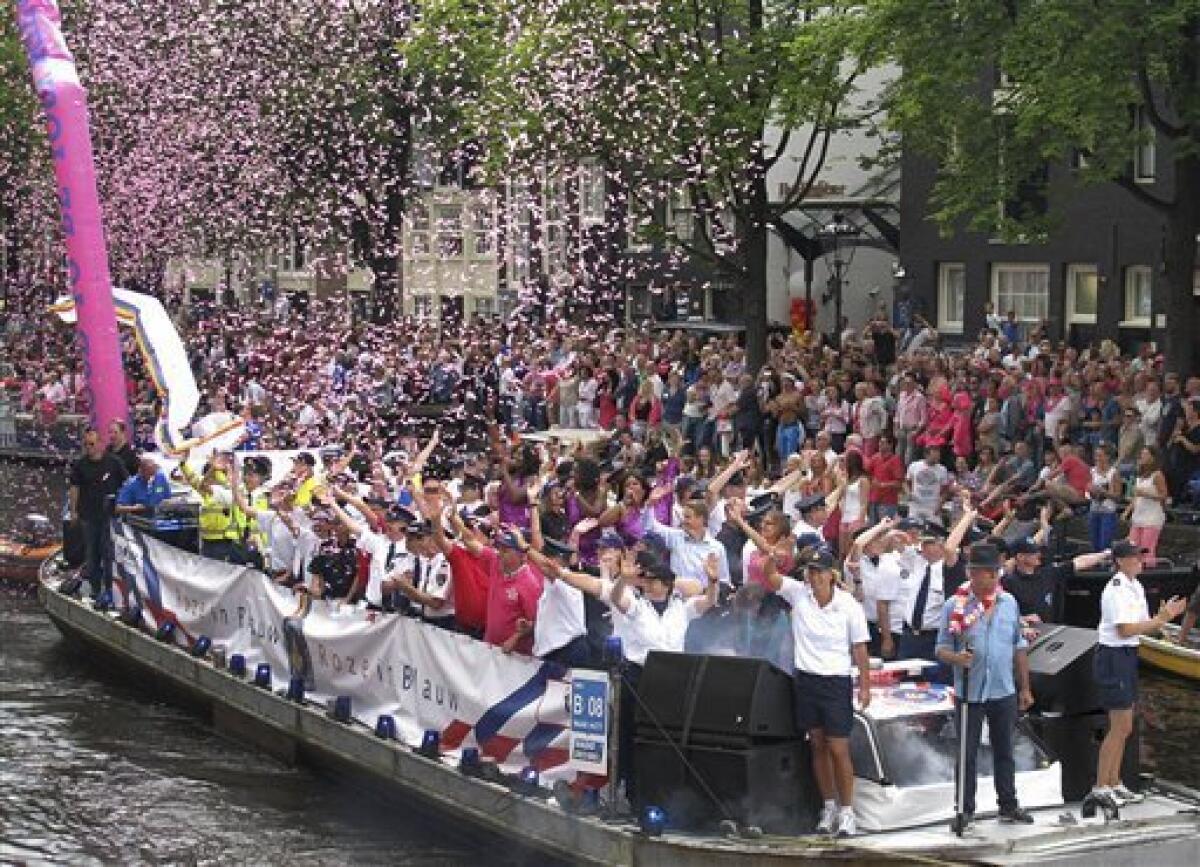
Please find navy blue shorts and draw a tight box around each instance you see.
[793,671,854,738]
[1093,645,1138,710]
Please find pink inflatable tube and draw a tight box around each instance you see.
[17,0,129,440]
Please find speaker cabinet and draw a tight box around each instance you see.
[1027,625,1101,716]
[636,652,796,745]
[1028,712,1139,802]
[632,737,819,833]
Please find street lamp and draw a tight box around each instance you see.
[820,213,860,348]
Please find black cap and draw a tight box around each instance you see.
[635,550,674,582]
[896,517,923,532]
[494,530,524,551]
[462,473,484,490]
[596,529,626,551]
[795,532,824,550]
[386,505,418,525]
[245,456,272,477]
[796,493,828,514]
[1010,537,1042,556]
[967,543,1002,569]
[293,451,316,467]
[1111,541,1147,559]
[749,492,779,511]
[406,519,433,537]
[804,548,836,570]
[542,537,577,559]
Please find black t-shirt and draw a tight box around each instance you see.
[309,542,358,600]
[1002,563,1072,622]
[108,443,139,478]
[69,454,128,521]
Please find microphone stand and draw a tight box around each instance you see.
[953,638,973,837]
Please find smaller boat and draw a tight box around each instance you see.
[0,513,62,588]
[1140,624,1200,680]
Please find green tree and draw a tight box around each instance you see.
[875,0,1200,372]
[414,0,875,369]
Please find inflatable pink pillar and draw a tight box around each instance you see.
[16,0,129,441]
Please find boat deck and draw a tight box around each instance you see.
[38,572,1200,866]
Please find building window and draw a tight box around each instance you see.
[937,262,966,334]
[1066,264,1098,324]
[471,205,492,255]
[991,263,1049,323]
[580,162,605,223]
[670,186,694,243]
[281,232,306,272]
[1123,265,1152,325]
[412,295,435,318]
[409,203,430,256]
[1134,106,1156,183]
[473,296,496,317]
[436,205,464,258]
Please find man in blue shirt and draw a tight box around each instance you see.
[936,543,1035,828]
[115,456,173,516]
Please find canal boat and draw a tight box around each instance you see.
[0,513,61,587]
[1139,624,1200,681]
[36,534,1200,867]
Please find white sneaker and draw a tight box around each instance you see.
[835,809,858,837]
[816,803,838,834]
[1112,785,1144,805]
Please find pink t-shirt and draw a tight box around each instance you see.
[481,549,543,655]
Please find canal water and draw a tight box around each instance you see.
[1,461,1197,864]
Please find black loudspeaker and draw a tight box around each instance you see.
[633,737,819,833]
[636,652,796,745]
[1027,625,1100,716]
[1029,712,1139,802]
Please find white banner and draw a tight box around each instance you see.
[111,522,584,782]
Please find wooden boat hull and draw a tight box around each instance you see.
[1139,626,1200,680]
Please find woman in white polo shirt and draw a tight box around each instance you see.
[764,549,871,837]
[1089,541,1187,812]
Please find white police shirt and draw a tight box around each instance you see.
[533,575,587,658]
[357,529,408,607]
[905,555,949,632]
[600,578,704,666]
[413,552,454,620]
[1098,571,1149,648]
[860,552,906,630]
[777,577,870,677]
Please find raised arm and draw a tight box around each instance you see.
[943,500,976,566]
[409,428,440,479]
[706,450,750,506]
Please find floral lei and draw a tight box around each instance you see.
[947,585,998,636]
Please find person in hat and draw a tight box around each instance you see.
[391,518,456,631]
[1000,537,1111,627]
[543,545,719,803]
[526,533,591,667]
[791,491,831,543]
[325,493,413,611]
[898,505,974,682]
[480,526,543,655]
[936,543,1035,829]
[289,451,322,508]
[763,548,870,837]
[1089,541,1188,811]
